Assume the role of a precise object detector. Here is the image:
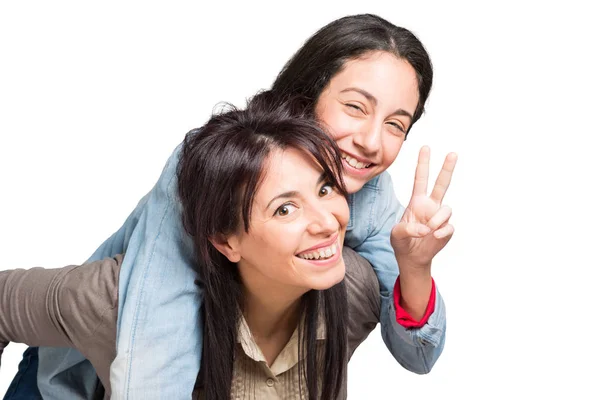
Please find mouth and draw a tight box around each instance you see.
[340,151,375,171]
[296,242,339,260]
[295,234,340,261]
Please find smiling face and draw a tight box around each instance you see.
[315,51,420,194]
[222,147,349,295]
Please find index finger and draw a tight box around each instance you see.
[430,152,458,203]
[412,146,430,197]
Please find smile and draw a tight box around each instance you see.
[296,242,338,260]
[341,152,373,170]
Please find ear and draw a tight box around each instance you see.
[209,233,241,263]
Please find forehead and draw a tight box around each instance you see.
[324,51,420,112]
[255,148,323,203]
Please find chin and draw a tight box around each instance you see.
[343,175,369,194]
[309,262,346,291]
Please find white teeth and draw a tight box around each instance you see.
[298,244,338,260]
[341,152,371,169]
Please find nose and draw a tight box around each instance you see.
[306,203,339,237]
[353,121,381,156]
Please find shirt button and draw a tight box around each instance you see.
[266,378,275,387]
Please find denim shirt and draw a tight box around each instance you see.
[36,145,446,399]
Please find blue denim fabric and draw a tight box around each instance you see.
[3,347,42,400]
[26,146,445,399]
[35,197,156,399]
[346,171,446,373]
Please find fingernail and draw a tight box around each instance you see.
[418,226,431,235]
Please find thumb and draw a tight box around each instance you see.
[392,221,431,241]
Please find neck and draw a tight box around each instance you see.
[239,267,307,341]
[244,290,303,342]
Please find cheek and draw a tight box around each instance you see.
[259,223,305,259]
[381,135,405,168]
[318,108,359,142]
[332,197,350,229]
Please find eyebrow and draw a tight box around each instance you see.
[265,173,327,211]
[340,87,414,123]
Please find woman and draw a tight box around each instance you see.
[8,13,456,399]
[5,95,426,399]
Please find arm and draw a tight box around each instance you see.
[35,182,150,399]
[0,256,121,390]
[1,266,80,357]
[37,144,203,400]
[106,143,202,399]
[353,171,445,374]
[86,192,150,261]
[342,247,381,358]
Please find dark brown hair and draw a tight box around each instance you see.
[271,13,433,135]
[177,93,348,399]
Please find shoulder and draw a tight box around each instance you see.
[353,171,397,206]
[342,247,379,313]
[372,171,397,204]
[353,172,403,228]
[364,171,393,191]
[342,247,380,356]
[58,255,122,334]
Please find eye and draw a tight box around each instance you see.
[345,103,365,114]
[318,183,334,198]
[274,203,298,217]
[387,121,407,137]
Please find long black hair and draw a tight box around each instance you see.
[177,93,349,399]
[271,13,433,135]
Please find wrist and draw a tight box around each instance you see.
[395,258,432,320]
[396,256,432,278]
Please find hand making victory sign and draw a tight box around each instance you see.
[391,146,458,319]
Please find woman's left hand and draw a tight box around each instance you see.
[391,146,458,271]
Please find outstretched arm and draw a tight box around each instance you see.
[0,256,122,391]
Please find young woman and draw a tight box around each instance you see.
[4,95,443,399]
[6,13,456,399]
[2,95,392,399]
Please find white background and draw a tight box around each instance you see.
[1,1,599,398]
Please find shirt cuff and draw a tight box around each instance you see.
[393,277,436,329]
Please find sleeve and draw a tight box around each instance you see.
[35,191,150,399]
[38,144,202,400]
[393,277,436,329]
[352,172,446,374]
[342,247,381,359]
[1,266,79,362]
[86,192,150,260]
[0,256,121,387]
[104,143,203,399]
